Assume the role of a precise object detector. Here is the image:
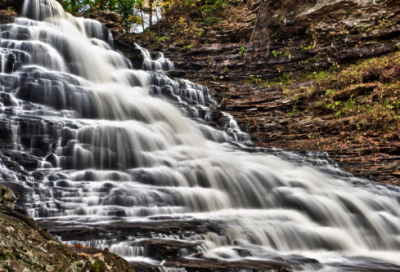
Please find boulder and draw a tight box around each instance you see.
[0,184,15,211]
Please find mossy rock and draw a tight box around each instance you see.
[0,185,135,272]
[0,185,15,211]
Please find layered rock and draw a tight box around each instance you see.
[157,0,400,81]
[0,185,137,271]
[123,0,400,184]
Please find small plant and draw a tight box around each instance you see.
[273,33,279,42]
[301,45,314,52]
[238,46,247,55]
[249,75,262,84]
[182,43,195,50]
[157,37,166,43]
[145,29,157,38]
[326,101,341,110]
[205,17,222,26]
[287,111,296,117]
[308,71,329,81]
[214,0,225,9]
[271,50,282,58]
[0,255,8,261]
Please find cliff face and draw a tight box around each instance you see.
[159,0,400,81]
[0,185,135,272]
[120,0,400,184]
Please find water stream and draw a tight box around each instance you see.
[1,0,400,270]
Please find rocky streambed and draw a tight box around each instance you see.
[1,184,296,271]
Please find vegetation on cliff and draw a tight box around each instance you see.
[60,0,251,36]
[303,52,400,133]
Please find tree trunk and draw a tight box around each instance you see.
[99,0,105,10]
[149,0,153,27]
[71,0,76,14]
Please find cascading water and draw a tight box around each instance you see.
[1,0,400,270]
[135,43,174,71]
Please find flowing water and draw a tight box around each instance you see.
[1,0,400,270]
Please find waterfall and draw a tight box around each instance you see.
[135,43,174,71]
[1,0,400,270]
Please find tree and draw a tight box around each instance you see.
[117,0,141,32]
[149,0,153,27]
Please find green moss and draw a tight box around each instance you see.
[182,43,195,50]
[92,261,100,272]
[12,251,20,260]
[0,255,9,261]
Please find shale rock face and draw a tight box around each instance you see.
[125,0,400,184]
[0,186,135,272]
[130,0,400,82]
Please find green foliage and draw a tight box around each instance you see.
[58,0,238,38]
[287,111,295,117]
[92,261,101,272]
[300,44,314,52]
[145,29,157,37]
[238,46,247,55]
[0,255,8,261]
[61,0,150,32]
[204,17,222,26]
[308,71,329,81]
[199,0,230,26]
[182,43,195,50]
[249,75,261,84]
[271,50,282,58]
[157,36,166,42]
[244,73,295,87]
[201,6,213,16]
[214,0,226,9]
[307,51,400,132]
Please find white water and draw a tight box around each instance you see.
[135,43,174,71]
[0,0,400,271]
